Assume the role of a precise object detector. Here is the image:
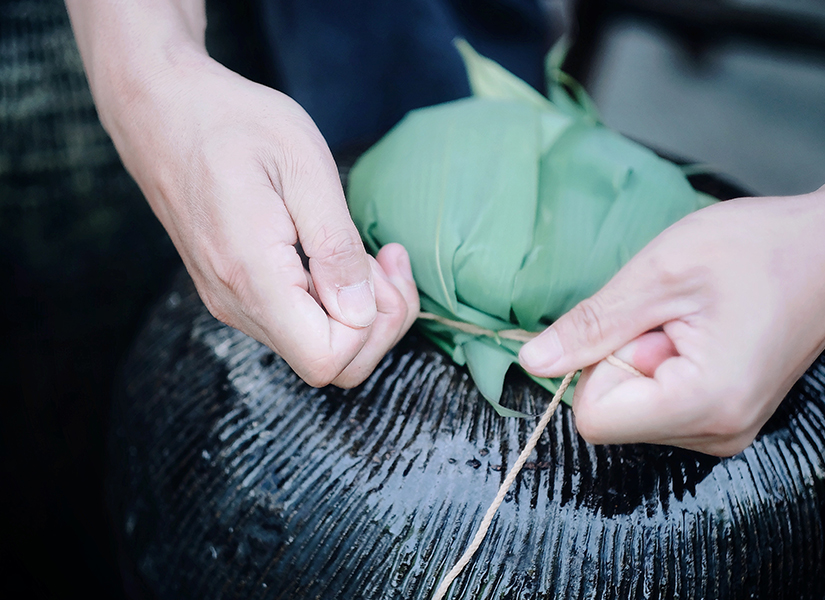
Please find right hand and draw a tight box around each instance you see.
[519,192,825,456]
[97,46,419,388]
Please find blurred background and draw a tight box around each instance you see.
[1,0,823,598]
[564,0,825,196]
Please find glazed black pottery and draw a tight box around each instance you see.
[109,172,825,599]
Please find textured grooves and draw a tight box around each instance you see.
[110,272,825,600]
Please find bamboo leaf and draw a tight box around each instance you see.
[456,39,555,112]
[462,339,532,418]
[347,41,717,413]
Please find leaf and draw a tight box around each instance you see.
[462,339,532,418]
[347,41,716,413]
[349,98,543,321]
[456,39,555,112]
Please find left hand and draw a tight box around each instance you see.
[519,188,825,456]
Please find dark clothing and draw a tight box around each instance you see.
[253,0,554,152]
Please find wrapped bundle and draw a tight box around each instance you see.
[348,42,714,412]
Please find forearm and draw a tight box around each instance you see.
[65,0,208,130]
[67,1,414,389]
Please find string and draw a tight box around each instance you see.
[418,311,539,343]
[417,312,641,377]
[420,313,643,600]
[430,371,575,600]
[605,354,644,377]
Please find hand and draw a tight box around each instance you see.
[89,44,419,388]
[519,190,825,456]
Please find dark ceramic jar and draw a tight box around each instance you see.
[109,174,825,600]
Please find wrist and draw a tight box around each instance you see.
[66,0,209,133]
[95,40,211,138]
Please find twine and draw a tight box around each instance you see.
[430,371,575,600]
[605,353,644,377]
[420,312,643,600]
[418,312,539,343]
[418,312,640,377]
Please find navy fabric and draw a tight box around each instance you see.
[253,0,553,152]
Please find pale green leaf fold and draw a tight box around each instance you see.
[347,40,716,413]
[456,39,555,112]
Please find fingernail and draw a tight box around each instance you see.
[337,280,376,327]
[519,328,563,372]
[395,249,414,282]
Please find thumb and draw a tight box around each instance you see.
[306,225,376,329]
[276,132,377,329]
[518,262,676,377]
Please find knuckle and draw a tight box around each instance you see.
[569,297,608,348]
[647,252,684,288]
[272,102,325,147]
[191,276,235,328]
[195,248,278,347]
[311,226,364,268]
[211,255,247,296]
[294,351,340,388]
[646,250,709,296]
[299,366,336,388]
[276,142,315,189]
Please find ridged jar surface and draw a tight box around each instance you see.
[110,272,825,600]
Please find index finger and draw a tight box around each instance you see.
[222,182,372,387]
[269,125,376,329]
[572,358,701,446]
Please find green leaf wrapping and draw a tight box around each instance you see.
[347,41,712,415]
